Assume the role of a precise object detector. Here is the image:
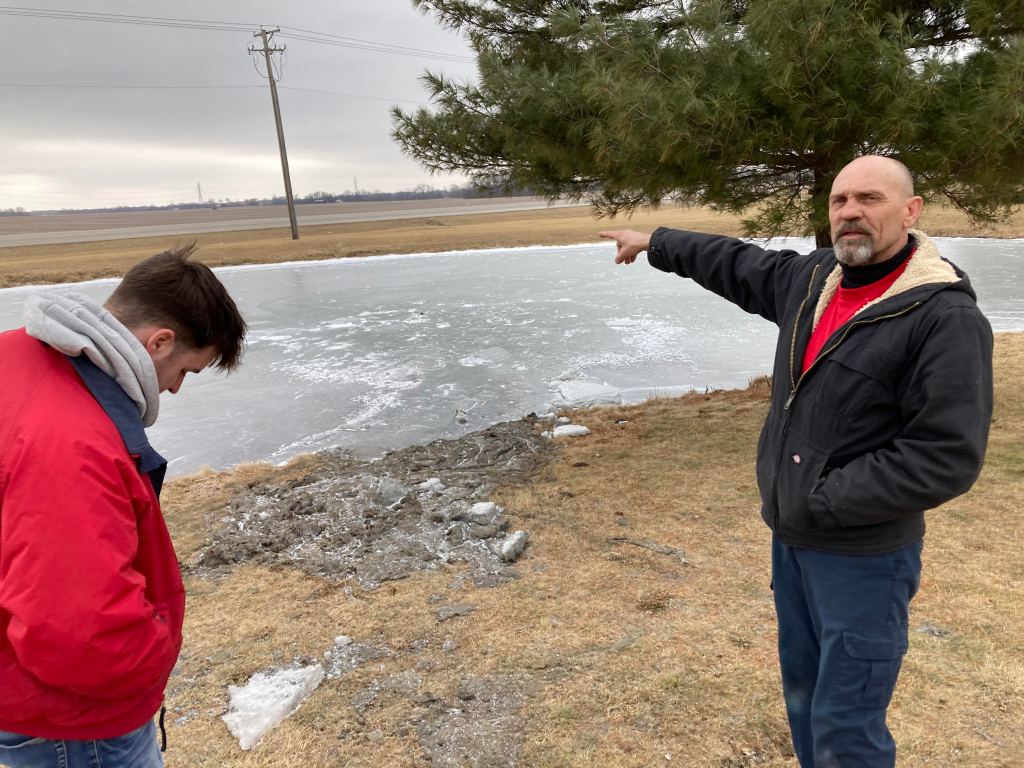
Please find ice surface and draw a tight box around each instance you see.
[1,239,1020,475]
[222,664,325,750]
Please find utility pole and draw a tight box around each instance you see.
[250,27,299,240]
[196,181,203,204]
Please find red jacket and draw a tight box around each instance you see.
[0,329,185,739]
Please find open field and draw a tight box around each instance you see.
[156,333,1024,767]
[2,202,1022,288]
[0,198,583,247]
[0,198,563,236]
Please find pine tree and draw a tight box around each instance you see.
[393,0,1024,245]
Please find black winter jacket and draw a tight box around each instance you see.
[648,228,993,553]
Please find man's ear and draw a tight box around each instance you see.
[141,328,177,362]
[904,196,924,229]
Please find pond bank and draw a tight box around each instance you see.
[157,333,1024,767]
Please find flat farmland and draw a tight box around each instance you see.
[0,200,1021,288]
[0,197,581,245]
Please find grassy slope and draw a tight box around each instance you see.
[159,334,1023,768]
[1,202,1023,287]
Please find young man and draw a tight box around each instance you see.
[0,245,246,767]
[601,155,993,767]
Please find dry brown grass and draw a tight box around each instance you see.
[2,202,1022,288]
[158,335,1024,767]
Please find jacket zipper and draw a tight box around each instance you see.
[788,264,821,396]
[784,300,923,410]
[770,268,923,530]
[771,265,819,529]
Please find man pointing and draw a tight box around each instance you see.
[601,155,992,767]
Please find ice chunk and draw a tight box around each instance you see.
[499,531,529,562]
[374,477,409,508]
[470,502,498,517]
[419,477,445,492]
[222,664,325,750]
[555,379,622,406]
[552,425,590,438]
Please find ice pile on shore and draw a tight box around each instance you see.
[198,418,553,588]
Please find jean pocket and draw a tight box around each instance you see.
[0,731,55,768]
[0,731,47,749]
[840,628,908,709]
[94,721,162,768]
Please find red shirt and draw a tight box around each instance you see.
[802,257,911,373]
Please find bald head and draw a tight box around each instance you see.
[834,155,915,198]
[828,155,924,266]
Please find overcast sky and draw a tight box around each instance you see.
[0,1,478,211]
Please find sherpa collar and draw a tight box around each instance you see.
[812,229,959,331]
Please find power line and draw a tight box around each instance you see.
[0,82,428,103]
[277,31,472,63]
[277,26,474,62]
[0,82,262,90]
[278,86,427,105]
[0,6,475,62]
[0,7,252,32]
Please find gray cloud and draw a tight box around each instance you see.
[0,1,477,210]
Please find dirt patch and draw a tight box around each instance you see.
[414,675,531,768]
[196,418,554,588]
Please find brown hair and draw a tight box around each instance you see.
[106,243,247,370]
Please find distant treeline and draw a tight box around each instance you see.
[2,184,538,216]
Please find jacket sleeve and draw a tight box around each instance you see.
[647,227,816,326]
[0,426,179,701]
[808,305,994,527]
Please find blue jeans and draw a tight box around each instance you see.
[0,721,162,768]
[772,536,922,768]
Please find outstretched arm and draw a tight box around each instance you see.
[601,227,817,325]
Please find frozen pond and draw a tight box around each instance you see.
[2,237,1022,475]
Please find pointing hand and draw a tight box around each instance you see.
[599,229,652,265]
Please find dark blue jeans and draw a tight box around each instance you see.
[772,536,922,768]
[0,721,161,768]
